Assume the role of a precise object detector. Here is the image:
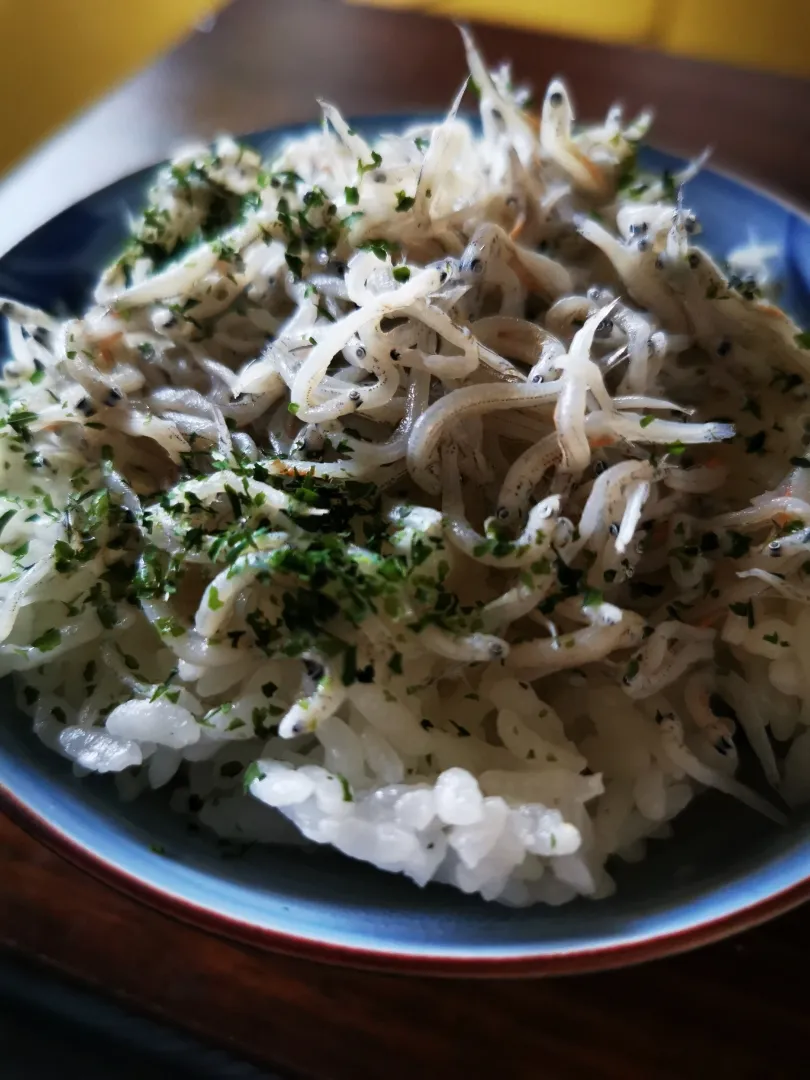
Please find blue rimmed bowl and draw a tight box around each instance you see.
[1,119,809,976]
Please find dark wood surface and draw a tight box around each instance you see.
[2,1,810,1075]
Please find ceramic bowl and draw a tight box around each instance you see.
[1,120,809,975]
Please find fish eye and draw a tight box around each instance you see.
[549,91,564,107]
[470,258,484,274]
[688,253,700,269]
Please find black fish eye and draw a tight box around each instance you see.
[549,91,564,107]
[470,258,484,274]
[688,253,700,269]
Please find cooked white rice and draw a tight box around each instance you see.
[1,29,809,906]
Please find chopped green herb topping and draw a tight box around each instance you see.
[32,627,61,653]
[243,762,264,790]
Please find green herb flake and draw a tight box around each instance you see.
[394,190,415,213]
[582,588,604,607]
[242,762,265,791]
[344,185,359,205]
[392,266,411,283]
[0,508,15,538]
[207,585,224,611]
[337,774,354,802]
[285,252,304,279]
[661,169,677,201]
[341,211,365,229]
[358,150,382,176]
[700,531,719,553]
[795,331,810,349]
[341,645,358,686]
[729,599,755,628]
[360,238,400,262]
[639,415,655,428]
[624,658,640,683]
[31,627,61,653]
[303,188,325,209]
[727,531,751,559]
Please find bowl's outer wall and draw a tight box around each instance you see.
[1,120,809,968]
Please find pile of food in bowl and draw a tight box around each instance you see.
[1,29,809,909]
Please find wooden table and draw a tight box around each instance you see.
[2,1,810,1075]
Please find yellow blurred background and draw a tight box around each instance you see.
[360,0,810,75]
[0,0,222,175]
[0,0,807,177]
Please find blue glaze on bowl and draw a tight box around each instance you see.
[1,120,809,971]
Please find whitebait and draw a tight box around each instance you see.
[0,27,799,908]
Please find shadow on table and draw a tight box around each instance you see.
[0,952,279,1080]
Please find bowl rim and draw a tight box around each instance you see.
[2,117,810,977]
[3,781,810,976]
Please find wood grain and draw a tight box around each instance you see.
[3,814,810,1079]
[2,1,810,1075]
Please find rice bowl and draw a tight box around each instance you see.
[1,29,810,930]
